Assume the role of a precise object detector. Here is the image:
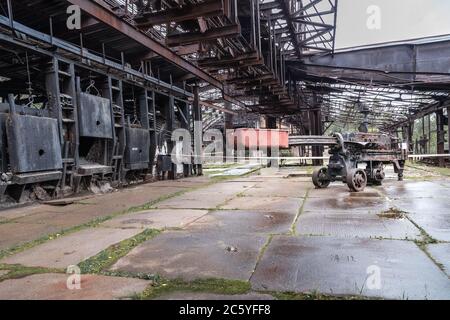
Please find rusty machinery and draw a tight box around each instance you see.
[289,132,408,192]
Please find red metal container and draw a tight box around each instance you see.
[234,129,290,149]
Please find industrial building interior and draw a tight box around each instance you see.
[0,0,449,301]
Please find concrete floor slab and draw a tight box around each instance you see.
[0,205,62,221]
[111,230,267,281]
[296,211,421,240]
[148,178,210,189]
[157,292,274,300]
[251,236,450,300]
[200,181,257,195]
[189,210,295,235]
[100,209,209,230]
[0,179,211,251]
[154,194,231,210]
[152,181,256,210]
[383,180,450,200]
[407,213,450,242]
[221,197,302,214]
[308,185,382,199]
[0,274,148,300]
[304,196,390,213]
[0,227,140,269]
[14,210,102,229]
[391,197,450,215]
[427,243,450,277]
[242,181,309,198]
[0,222,63,251]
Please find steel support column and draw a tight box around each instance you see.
[166,95,176,180]
[436,109,446,167]
[448,106,450,155]
[192,85,203,175]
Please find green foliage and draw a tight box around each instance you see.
[78,229,161,274]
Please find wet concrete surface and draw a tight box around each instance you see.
[1,165,450,300]
[407,213,450,242]
[153,181,257,210]
[0,177,211,250]
[221,196,302,214]
[111,230,268,281]
[304,195,391,213]
[100,209,209,230]
[383,180,450,200]
[427,243,450,277]
[251,236,450,300]
[383,180,450,242]
[296,210,421,240]
[0,274,148,300]
[0,227,141,269]
[242,181,309,198]
[189,210,295,235]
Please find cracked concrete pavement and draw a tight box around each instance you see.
[0,165,449,300]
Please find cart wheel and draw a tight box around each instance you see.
[312,167,331,189]
[347,169,367,192]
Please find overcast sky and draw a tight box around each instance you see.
[335,0,450,48]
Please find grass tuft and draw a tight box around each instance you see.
[377,208,406,219]
[0,264,64,282]
[78,229,160,274]
[136,278,251,300]
[271,291,377,300]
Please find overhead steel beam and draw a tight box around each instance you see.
[275,0,302,59]
[200,100,239,115]
[166,25,241,47]
[66,0,223,88]
[65,0,247,109]
[295,38,450,83]
[135,0,224,27]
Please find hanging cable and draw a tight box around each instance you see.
[86,72,100,96]
[131,86,141,127]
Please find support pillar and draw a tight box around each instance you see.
[179,100,191,177]
[436,110,445,167]
[224,105,234,163]
[138,90,150,130]
[407,121,414,154]
[266,116,278,167]
[166,95,176,179]
[148,91,157,175]
[311,94,324,166]
[448,106,450,155]
[192,85,203,176]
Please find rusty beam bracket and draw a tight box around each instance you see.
[135,0,224,27]
[166,24,241,47]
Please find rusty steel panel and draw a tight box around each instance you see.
[0,113,8,173]
[78,93,113,139]
[6,114,62,174]
[125,127,151,170]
